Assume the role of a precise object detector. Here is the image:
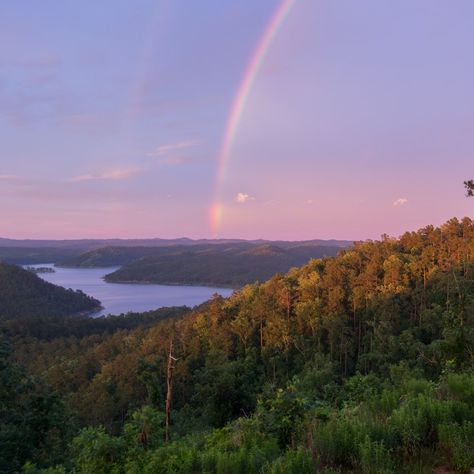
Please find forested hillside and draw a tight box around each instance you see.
[2,217,474,473]
[0,263,101,320]
[103,243,342,287]
[0,247,82,264]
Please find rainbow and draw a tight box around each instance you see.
[209,0,296,234]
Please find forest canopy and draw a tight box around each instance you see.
[2,217,474,473]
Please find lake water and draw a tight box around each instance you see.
[28,264,233,317]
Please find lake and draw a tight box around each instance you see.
[28,264,233,317]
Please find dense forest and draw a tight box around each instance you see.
[1,306,189,341]
[103,244,343,287]
[0,263,101,320]
[2,217,474,472]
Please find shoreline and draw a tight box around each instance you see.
[103,278,238,290]
[71,304,104,318]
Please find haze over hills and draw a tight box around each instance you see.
[0,237,352,250]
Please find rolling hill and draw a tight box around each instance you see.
[103,243,343,287]
[0,263,101,320]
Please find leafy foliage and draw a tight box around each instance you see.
[3,217,474,472]
[0,341,73,473]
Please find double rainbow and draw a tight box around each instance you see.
[209,0,296,234]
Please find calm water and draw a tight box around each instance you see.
[28,264,233,317]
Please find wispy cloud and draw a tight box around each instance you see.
[235,192,255,204]
[393,197,408,206]
[159,155,193,166]
[70,167,141,182]
[148,140,197,157]
[148,139,197,165]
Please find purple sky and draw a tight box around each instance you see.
[0,0,472,240]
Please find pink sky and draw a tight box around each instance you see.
[0,1,472,240]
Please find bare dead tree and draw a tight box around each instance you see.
[165,338,178,442]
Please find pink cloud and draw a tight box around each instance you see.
[70,167,141,182]
[235,192,255,204]
[393,198,408,206]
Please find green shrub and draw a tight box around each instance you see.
[263,448,314,474]
[257,383,309,448]
[312,416,364,469]
[141,443,201,474]
[343,373,382,405]
[71,426,126,474]
[438,421,474,472]
[389,395,452,454]
[363,387,400,418]
[443,373,474,407]
[123,406,165,451]
[357,436,394,474]
[22,463,67,474]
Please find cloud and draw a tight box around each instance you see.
[148,140,197,157]
[148,139,197,165]
[393,198,408,206]
[306,199,313,205]
[70,167,141,182]
[159,155,192,166]
[235,193,255,204]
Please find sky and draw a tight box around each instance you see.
[0,0,473,240]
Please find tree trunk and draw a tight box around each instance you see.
[165,338,176,443]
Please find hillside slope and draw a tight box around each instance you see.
[7,217,474,473]
[57,241,349,269]
[0,247,82,264]
[103,244,342,286]
[0,263,101,320]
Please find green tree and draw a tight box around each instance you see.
[0,341,73,473]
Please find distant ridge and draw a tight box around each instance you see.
[0,238,352,265]
[0,237,352,250]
